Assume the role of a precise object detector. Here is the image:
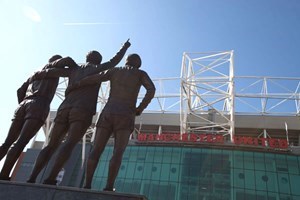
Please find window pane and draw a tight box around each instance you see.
[255,170,267,191]
[233,151,244,169]
[233,168,245,188]
[254,152,265,171]
[265,172,278,193]
[265,153,276,172]
[244,170,255,190]
[277,173,291,195]
[287,155,299,174]
[290,174,300,196]
[244,152,254,170]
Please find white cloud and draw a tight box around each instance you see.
[22,6,41,22]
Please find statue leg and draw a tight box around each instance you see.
[27,122,68,183]
[0,119,24,161]
[43,120,90,184]
[105,129,131,191]
[0,119,43,180]
[84,127,112,189]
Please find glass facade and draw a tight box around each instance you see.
[91,145,300,200]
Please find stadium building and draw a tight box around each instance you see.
[12,51,300,200]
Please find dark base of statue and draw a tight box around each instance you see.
[0,180,148,200]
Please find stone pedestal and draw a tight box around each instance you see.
[0,180,148,200]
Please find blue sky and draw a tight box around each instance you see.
[0,0,300,167]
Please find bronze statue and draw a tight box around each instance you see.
[26,39,131,185]
[67,53,155,191]
[0,55,77,180]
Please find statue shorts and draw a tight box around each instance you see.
[14,98,50,122]
[96,113,135,133]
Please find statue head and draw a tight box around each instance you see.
[48,55,62,63]
[86,50,102,65]
[126,53,142,68]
